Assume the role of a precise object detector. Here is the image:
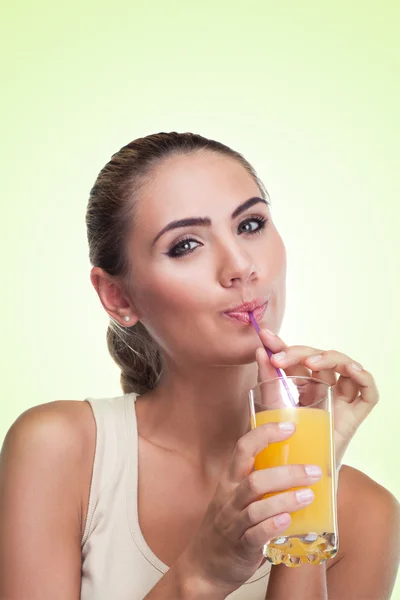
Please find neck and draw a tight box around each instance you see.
[135,360,258,483]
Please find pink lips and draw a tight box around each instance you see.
[223,300,268,324]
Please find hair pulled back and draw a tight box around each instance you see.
[86,132,269,395]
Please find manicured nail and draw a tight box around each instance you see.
[307,354,322,363]
[351,362,363,372]
[274,513,291,527]
[296,489,314,503]
[272,351,286,361]
[305,465,322,478]
[278,422,295,431]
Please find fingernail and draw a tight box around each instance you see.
[274,513,291,527]
[307,354,322,363]
[305,465,322,478]
[351,362,363,372]
[278,422,295,431]
[265,328,276,336]
[272,351,286,361]
[296,489,314,503]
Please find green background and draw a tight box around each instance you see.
[2,0,399,596]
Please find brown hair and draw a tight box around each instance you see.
[85,132,269,395]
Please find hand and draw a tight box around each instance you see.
[181,423,323,596]
[256,329,380,464]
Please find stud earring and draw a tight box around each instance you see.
[124,315,130,322]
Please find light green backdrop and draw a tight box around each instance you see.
[2,0,399,596]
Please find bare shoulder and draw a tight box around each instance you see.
[337,464,400,539]
[0,400,96,598]
[338,464,400,516]
[1,399,96,534]
[327,464,400,598]
[2,399,95,469]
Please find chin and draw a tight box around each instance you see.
[211,343,260,367]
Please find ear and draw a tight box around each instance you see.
[90,266,140,327]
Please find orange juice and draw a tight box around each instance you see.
[252,407,338,565]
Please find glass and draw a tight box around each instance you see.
[248,376,339,567]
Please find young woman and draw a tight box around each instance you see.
[0,132,399,600]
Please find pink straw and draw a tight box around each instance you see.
[249,311,296,407]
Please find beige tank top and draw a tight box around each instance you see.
[80,393,272,599]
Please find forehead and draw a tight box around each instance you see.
[135,151,261,223]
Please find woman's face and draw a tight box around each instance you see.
[126,151,287,367]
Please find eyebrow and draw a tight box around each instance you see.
[152,196,269,246]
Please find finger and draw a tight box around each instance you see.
[256,346,279,383]
[341,363,379,415]
[281,363,313,379]
[233,463,323,511]
[271,347,354,386]
[259,344,334,405]
[303,368,337,386]
[290,349,361,379]
[256,347,292,408]
[294,377,333,407]
[334,371,360,403]
[256,348,321,408]
[257,328,288,354]
[256,331,310,381]
[270,345,324,368]
[302,354,378,407]
[236,487,315,541]
[241,512,292,549]
[227,423,296,483]
[270,344,327,380]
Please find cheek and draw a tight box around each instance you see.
[272,233,287,286]
[134,265,203,317]
[263,231,287,326]
[259,227,287,279]
[134,268,206,355]
[272,237,286,278]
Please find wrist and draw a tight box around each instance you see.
[174,552,235,600]
[267,562,328,600]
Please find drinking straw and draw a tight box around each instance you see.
[248,311,296,407]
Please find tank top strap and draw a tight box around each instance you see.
[81,393,136,547]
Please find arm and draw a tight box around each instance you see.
[144,544,241,599]
[0,401,86,600]
[143,552,230,600]
[326,465,400,600]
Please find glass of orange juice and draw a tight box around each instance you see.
[248,376,338,567]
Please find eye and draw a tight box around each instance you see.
[166,237,202,258]
[165,215,269,259]
[238,215,268,235]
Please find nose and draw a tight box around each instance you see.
[218,241,258,289]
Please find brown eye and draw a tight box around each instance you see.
[166,238,201,258]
